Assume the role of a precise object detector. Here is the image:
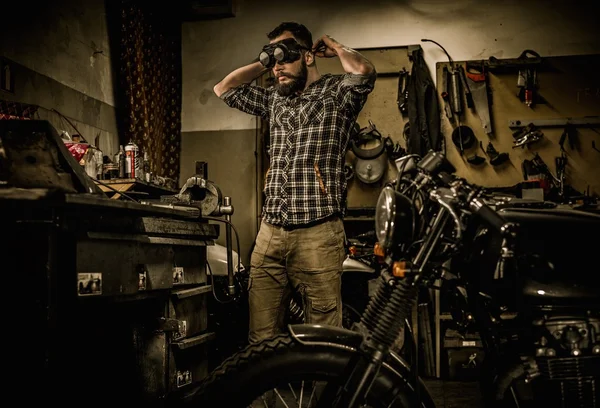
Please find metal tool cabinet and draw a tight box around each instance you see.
[1,190,219,406]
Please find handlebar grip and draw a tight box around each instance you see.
[469,198,505,231]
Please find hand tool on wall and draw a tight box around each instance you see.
[467,153,486,165]
[450,125,486,165]
[518,67,537,107]
[422,38,464,117]
[397,67,409,116]
[441,66,453,120]
[508,116,600,129]
[482,141,509,166]
[554,124,580,202]
[451,125,474,154]
[528,153,559,188]
[465,61,493,136]
[555,147,568,201]
[448,68,462,115]
[558,124,578,151]
[487,50,543,107]
[487,49,542,71]
[512,123,544,148]
[458,65,474,109]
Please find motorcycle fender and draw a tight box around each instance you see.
[289,323,364,350]
[206,244,244,276]
[288,324,435,408]
[343,257,376,274]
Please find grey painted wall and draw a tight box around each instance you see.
[0,59,119,157]
[1,0,114,106]
[1,0,119,157]
[181,0,600,133]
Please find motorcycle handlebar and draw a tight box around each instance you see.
[468,197,506,232]
[409,151,511,234]
[428,170,508,234]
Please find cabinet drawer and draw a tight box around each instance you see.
[170,332,215,390]
[76,234,208,297]
[170,285,211,338]
[172,245,207,287]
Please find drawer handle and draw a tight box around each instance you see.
[172,285,212,300]
[172,332,215,350]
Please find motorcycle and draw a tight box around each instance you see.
[189,150,600,408]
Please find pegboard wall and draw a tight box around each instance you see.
[437,53,600,197]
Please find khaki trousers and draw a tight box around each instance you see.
[248,217,346,344]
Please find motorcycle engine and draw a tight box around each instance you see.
[523,314,600,407]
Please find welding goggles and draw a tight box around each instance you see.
[259,38,309,68]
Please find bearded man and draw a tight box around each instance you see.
[213,21,376,343]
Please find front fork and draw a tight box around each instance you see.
[313,318,418,408]
[321,209,451,408]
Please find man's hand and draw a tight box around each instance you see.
[312,35,375,76]
[312,35,341,58]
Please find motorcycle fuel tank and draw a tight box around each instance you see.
[206,244,244,276]
[467,206,600,308]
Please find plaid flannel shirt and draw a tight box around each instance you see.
[221,72,376,226]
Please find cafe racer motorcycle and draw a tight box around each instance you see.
[186,150,600,408]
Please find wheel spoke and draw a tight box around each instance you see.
[288,383,298,401]
[307,381,317,407]
[274,388,291,408]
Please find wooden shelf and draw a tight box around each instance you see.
[95,178,178,200]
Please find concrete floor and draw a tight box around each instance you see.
[424,379,483,408]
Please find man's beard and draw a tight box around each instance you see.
[275,60,308,97]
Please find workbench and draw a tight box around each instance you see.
[1,187,219,406]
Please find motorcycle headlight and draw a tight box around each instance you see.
[375,186,415,249]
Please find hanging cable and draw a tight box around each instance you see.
[421,38,454,69]
[206,261,237,304]
[202,215,243,293]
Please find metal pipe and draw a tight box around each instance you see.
[223,196,236,296]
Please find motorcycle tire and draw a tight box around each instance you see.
[178,333,429,407]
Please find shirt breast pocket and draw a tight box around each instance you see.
[273,106,293,132]
[299,100,325,127]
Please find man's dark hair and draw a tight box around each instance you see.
[267,22,313,50]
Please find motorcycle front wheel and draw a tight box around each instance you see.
[178,333,431,408]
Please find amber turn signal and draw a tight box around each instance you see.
[374,242,385,258]
[392,261,411,278]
